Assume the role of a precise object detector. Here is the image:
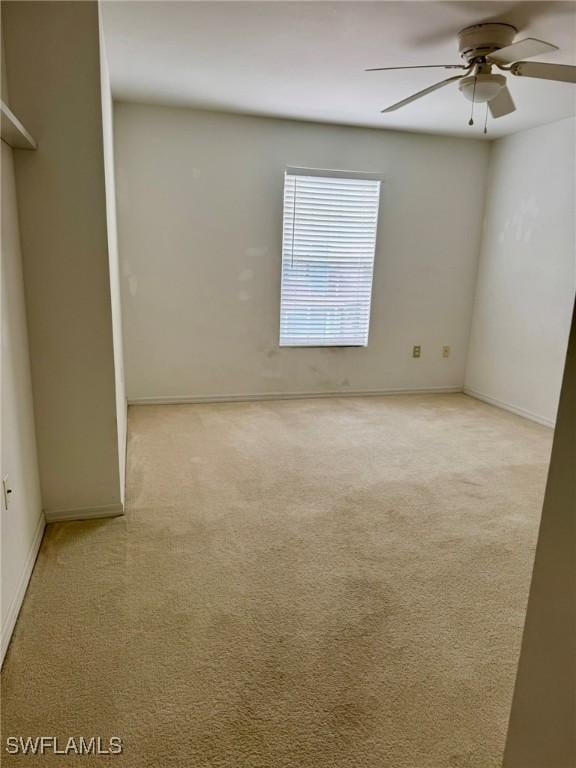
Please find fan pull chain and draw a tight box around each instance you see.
[468,76,477,126]
[483,102,489,135]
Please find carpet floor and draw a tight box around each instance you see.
[1,394,552,767]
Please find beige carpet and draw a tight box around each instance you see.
[1,394,552,767]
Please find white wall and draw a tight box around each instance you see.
[503,298,575,767]
[114,104,489,401]
[1,140,44,661]
[99,10,127,501]
[465,118,576,427]
[3,1,123,518]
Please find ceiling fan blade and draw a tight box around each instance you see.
[381,74,464,113]
[488,86,516,118]
[511,61,576,83]
[366,64,467,72]
[488,37,558,65]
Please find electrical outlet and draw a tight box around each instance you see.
[412,345,421,359]
[442,345,451,358]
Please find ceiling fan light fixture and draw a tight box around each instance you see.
[459,74,506,103]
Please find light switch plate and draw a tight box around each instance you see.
[413,345,421,358]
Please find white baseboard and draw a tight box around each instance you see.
[463,387,555,428]
[44,503,124,523]
[1,514,45,666]
[128,386,463,406]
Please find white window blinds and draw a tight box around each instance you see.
[279,169,381,347]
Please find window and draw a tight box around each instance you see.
[279,168,381,347]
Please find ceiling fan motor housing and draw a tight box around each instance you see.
[459,23,517,63]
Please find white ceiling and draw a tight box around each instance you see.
[101,1,576,138]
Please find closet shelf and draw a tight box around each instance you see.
[1,100,36,150]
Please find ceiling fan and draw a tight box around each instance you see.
[367,23,576,128]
